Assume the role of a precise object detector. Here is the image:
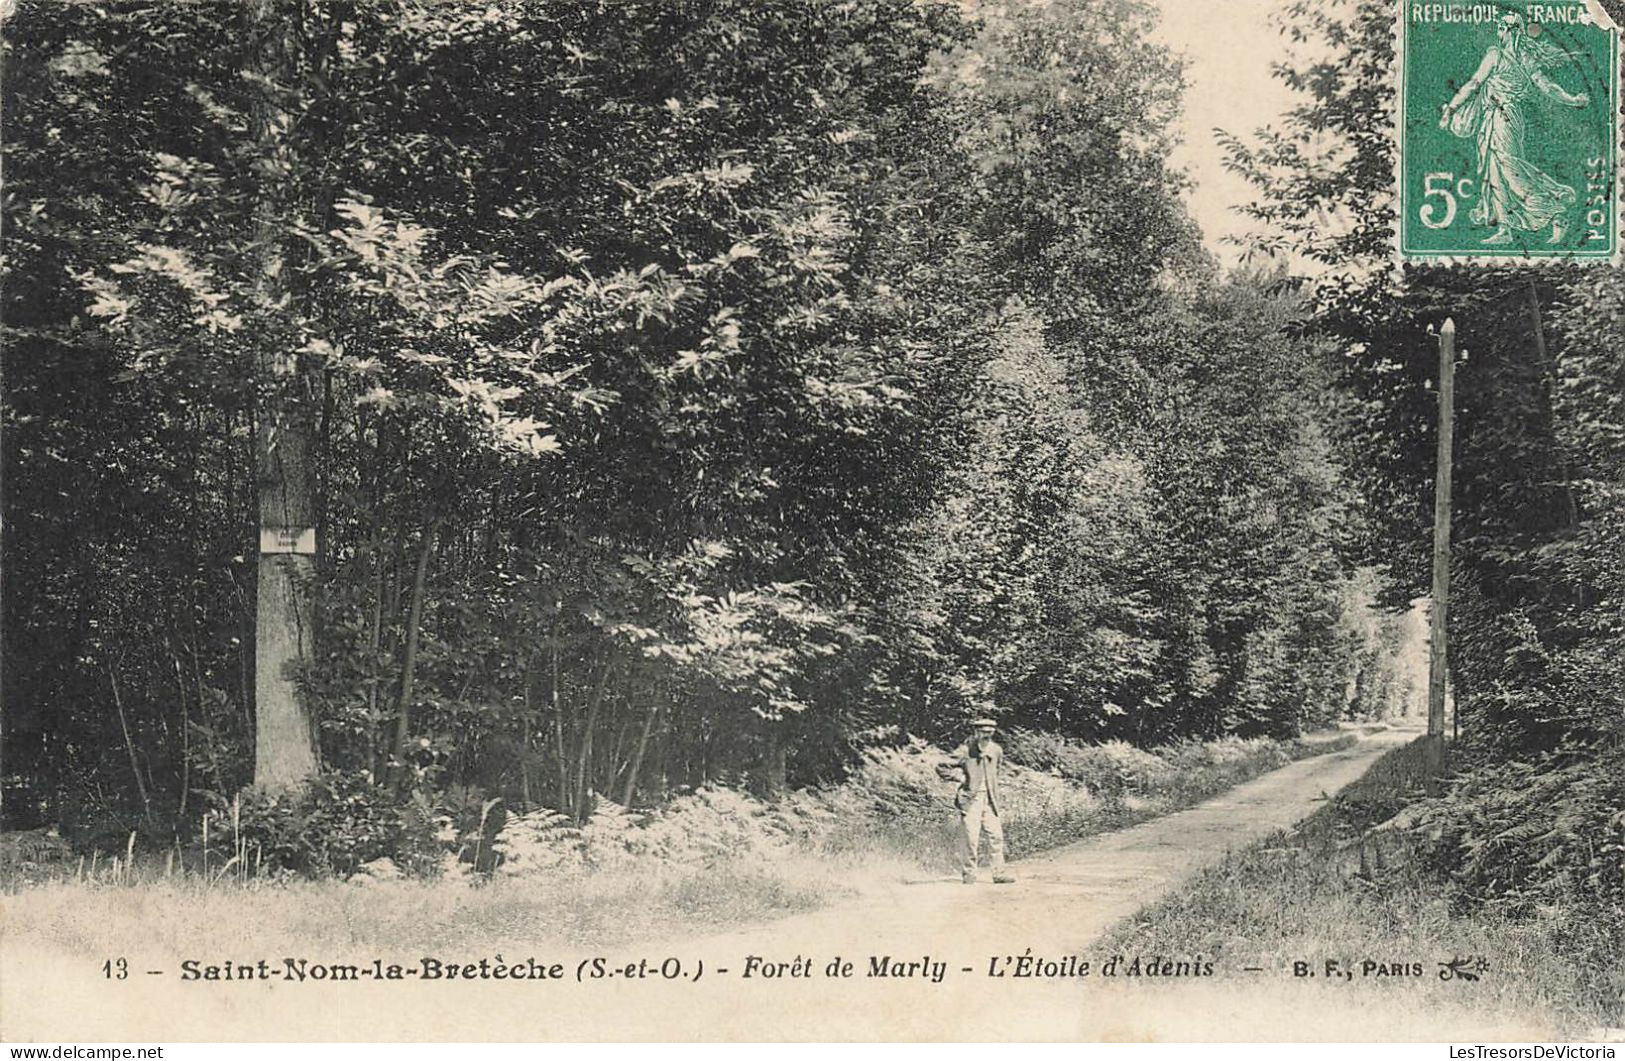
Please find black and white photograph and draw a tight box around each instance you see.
[1,0,1622,1045]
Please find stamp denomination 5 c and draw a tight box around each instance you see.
[1397,0,1620,263]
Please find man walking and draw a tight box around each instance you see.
[938,717,1014,884]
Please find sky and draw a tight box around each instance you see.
[1148,0,1308,266]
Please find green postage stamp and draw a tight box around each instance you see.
[1397,0,1620,263]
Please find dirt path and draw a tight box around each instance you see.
[706,725,1418,965]
[12,722,1544,1042]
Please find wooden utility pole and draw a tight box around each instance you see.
[1427,318,1456,781]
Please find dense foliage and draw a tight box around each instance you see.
[3,0,1395,859]
[1224,0,1624,914]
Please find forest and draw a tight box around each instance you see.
[2,0,1620,928]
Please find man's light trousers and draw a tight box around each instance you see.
[958,794,1005,876]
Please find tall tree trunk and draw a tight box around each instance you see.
[362,414,388,779]
[390,522,437,790]
[107,661,154,826]
[170,644,192,820]
[607,711,631,796]
[548,605,571,815]
[760,719,788,801]
[520,645,546,810]
[572,659,613,822]
[314,369,336,577]
[250,0,319,791]
[365,551,385,779]
[621,697,662,809]
[225,407,256,734]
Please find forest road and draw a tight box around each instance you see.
[10,720,1548,1042]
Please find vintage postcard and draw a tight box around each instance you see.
[3,0,1622,1048]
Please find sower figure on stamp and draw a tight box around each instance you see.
[1439,12,1590,245]
[937,717,1015,885]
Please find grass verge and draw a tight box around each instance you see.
[1099,737,1625,1039]
[1,853,882,960]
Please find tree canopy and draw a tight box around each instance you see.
[4,0,1398,855]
